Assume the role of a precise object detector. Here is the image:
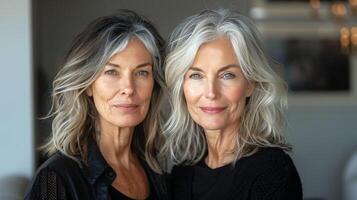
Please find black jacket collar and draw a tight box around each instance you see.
[81,136,116,185]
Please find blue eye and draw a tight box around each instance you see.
[221,72,236,80]
[104,69,118,76]
[189,73,202,80]
[136,71,149,77]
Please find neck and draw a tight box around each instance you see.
[204,126,238,169]
[98,123,136,168]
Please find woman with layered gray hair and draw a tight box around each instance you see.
[25,10,168,200]
[162,9,302,199]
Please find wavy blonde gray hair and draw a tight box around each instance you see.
[161,9,290,167]
[43,10,165,172]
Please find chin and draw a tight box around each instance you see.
[113,119,144,128]
[202,126,225,131]
[199,121,226,131]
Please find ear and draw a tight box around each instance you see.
[86,87,93,97]
[245,81,255,97]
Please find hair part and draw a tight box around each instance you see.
[160,9,290,169]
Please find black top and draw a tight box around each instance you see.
[108,185,156,200]
[192,160,233,200]
[24,137,168,200]
[170,147,303,200]
[108,186,134,200]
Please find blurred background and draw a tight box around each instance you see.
[1,0,356,199]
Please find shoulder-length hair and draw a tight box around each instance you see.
[161,9,290,167]
[43,10,165,173]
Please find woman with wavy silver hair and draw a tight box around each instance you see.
[163,9,302,199]
[25,10,168,200]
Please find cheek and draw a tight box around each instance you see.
[224,80,250,102]
[183,80,201,104]
[95,85,116,103]
[92,79,112,100]
[230,88,247,102]
[92,88,113,115]
[224,85,248,117]
[137,79,154,101]
[90,77,120,116]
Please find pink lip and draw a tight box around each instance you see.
[113,104,139,112]
[200,106,226,114]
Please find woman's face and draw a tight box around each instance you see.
[87,38,154,130]
[183,37,254,132]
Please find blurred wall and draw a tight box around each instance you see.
[0,0,33,198]
[288,104,357,200]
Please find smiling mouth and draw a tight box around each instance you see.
[200,107,226,114]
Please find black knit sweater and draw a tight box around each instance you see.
[170,147,303,200]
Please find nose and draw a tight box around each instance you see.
[120,75,134,96]
[204,78,217,100]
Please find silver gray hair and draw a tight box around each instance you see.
[161,9,290,167]
[43,10,165,172]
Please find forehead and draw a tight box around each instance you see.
[191,37,240,70]
[107,38,152,65]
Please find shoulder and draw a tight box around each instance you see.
[24,153,82,200]
[36,152,85,184]
[35,152,83,179]
[239,147,296,172]
[41,152,81,169]
[239,147,303,199]
[247,147,290,160]
[238,147,301,181]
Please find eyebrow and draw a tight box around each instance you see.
[188,64,240,72]
[106,62,152,69]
